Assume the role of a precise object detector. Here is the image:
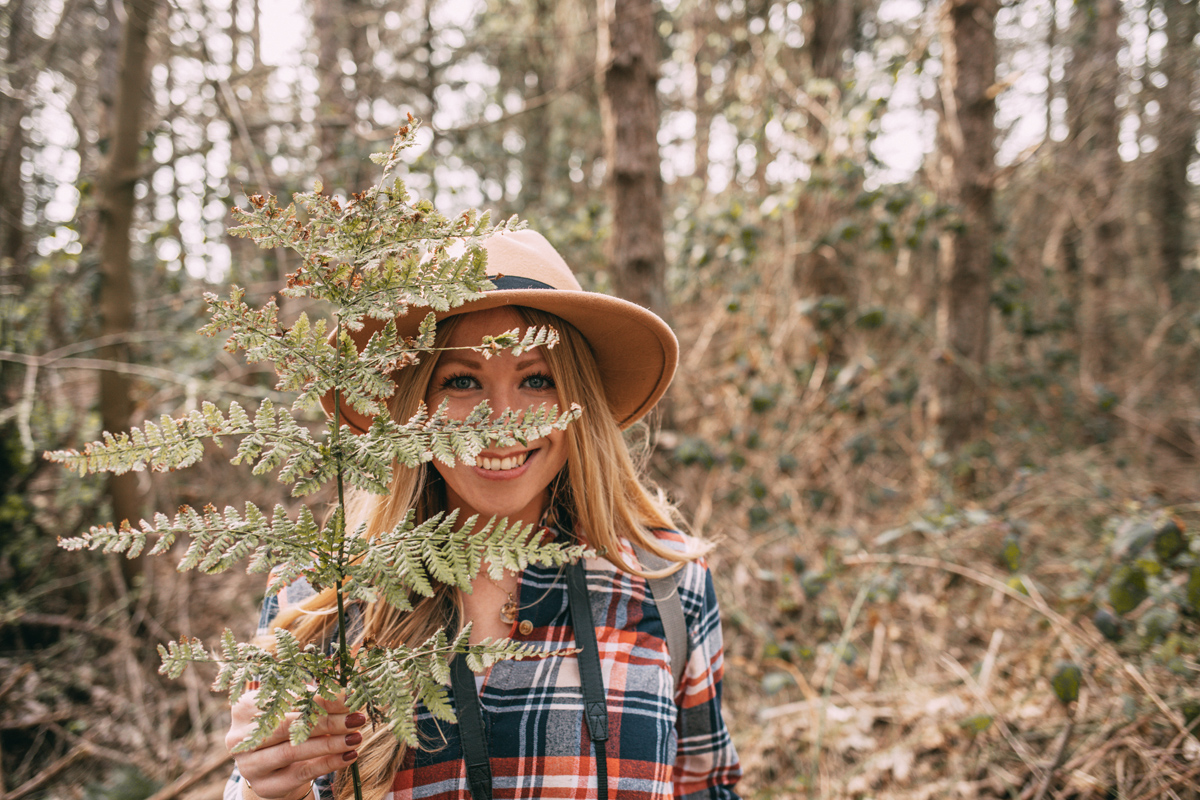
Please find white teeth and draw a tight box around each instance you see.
[479,452,529,471]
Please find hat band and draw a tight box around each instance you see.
[489,275,554,291]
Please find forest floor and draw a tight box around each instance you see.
[3,301,1199,800]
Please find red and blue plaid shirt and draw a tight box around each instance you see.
[226,529,741,799]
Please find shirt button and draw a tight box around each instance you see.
[518,619,534,635]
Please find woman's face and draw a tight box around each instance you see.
[425,307,569,527]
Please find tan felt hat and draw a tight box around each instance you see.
[321,229,678,433]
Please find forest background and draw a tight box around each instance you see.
[2,0,1200,797]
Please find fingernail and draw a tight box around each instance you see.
[342,751,358,763]
[345,732,362,747]
[346,713,366,728]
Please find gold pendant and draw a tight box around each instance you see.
[500,597,518,625]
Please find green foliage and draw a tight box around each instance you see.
[1095,508,1199,665]
[1049,661,1082,704]
[1109,564,1149,615]
[45,124,589,778]
[960,713,993,734]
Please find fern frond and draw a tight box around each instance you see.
[44,400,255,476]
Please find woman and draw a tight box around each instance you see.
[225,230,742,800]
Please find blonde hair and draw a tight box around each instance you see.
[270,307,708,800]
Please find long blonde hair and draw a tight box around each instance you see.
[270,307,708,800]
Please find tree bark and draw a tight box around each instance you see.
[598,0,669,319]
[1150,0,1198,305]
[930,0,997,453]
[519,0,556,212]
[0,0,29,272]
[97,0,159,528]
[792,0,857,303]
[1073,0,1122,383]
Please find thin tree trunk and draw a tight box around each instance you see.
[1151,0,1198,305]
[690,4,711,192]
[930,0,997,453]
[598,0,669,319]
[1077,0,1122,383]
[1,0,29,272]
[520,0,555,211]
[97,0,159,529]
[793,0,855,302]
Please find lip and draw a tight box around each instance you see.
[472,448,538,480]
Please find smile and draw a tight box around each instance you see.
[478,451,530,471]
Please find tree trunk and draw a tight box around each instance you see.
[793,0,856,303]
[520,0,555,212]
[1151,0,1198,305]
[930,0,997,453]
[690,4,711,192]
[314,0,352,191]
[1075,0,1122,383]
[97,0,159,529]
[598,0,669,319]
[0,0,29,272]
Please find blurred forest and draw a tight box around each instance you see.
[2,0,1200,797]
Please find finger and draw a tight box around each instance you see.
[237,736,361,797]
[313,692,352,715]
[249,749,359,800]
[306,709,368,739]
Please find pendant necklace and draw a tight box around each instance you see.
[499,592,518,625]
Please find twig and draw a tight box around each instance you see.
[1030,715,1076,800]
[940,654,1045,784]
[1128,714,1200,798]
[0,712,75,730]
[844,554,1110,658]
[8,612,124,642]
[2,742,92,800]
[48,722,142,769]
[813,585,869,794]
[1123,663,1199,744]
[978,629,1004,693]
[867,622,885,686]
[1132,762,1200,800]
[143,750,234,800]
[0,664,32,705]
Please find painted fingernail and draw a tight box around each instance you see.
[345,713,366,728]
[342,751,358,763]
[345,732,362,747]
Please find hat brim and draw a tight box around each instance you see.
[321,289,678,433]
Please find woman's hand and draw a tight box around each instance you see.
[227,691,364,800]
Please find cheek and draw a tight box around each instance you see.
[547,430,570,471]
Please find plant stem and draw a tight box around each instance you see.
[812,584,870,797]
[331,385,364,800]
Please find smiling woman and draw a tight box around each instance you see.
[423,309,570,531]
[224,230,742,800]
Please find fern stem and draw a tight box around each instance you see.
[331,384,365,800]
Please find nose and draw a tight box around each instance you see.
[486,384,524,421]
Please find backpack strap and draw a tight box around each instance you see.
[632,543,688,692]
[450,654,493,800]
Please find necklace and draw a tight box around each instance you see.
[499,588,518,624]
[484,572,521,624]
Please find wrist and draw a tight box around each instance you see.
[282,784,314,800]
[244,779,313,800]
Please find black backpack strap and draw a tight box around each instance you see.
[632,543,688,692]
[450,653,492,800]
[565,559,609,800]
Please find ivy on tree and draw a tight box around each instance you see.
[46,119,587,796]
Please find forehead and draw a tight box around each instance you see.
[441,307,527,348]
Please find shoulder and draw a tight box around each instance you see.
[621,529,718,617]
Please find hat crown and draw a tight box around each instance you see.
[483,230,583,291]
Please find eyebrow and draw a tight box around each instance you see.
[434,352,548,371]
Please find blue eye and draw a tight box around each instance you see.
[524,373,555,390]
[440,374,478,391]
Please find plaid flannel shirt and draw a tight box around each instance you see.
[225,528,741,800]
